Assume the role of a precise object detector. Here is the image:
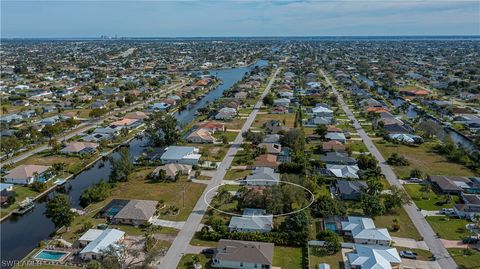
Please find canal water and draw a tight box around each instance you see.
[0,60,268,265]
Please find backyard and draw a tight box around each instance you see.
[273,246,304,269]
[308,247,343,269]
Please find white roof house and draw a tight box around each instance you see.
[3,165,51,185]
[327,164,360,179]
[229,208,273,233]
[347,244,401,269]
[341,216,391,245]
[78,229,104,243]
[325,132,347,143]
[215,107,237,120]
[160,146,201,165]
[245,167,280,186]
[79,229,125,260]
[311,106,333,116]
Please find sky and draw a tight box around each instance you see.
[1,0,479,38]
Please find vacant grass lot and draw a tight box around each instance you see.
[252,113,296,128]
[404,184,459,210]
[273,246,304,269]
[374,207,422,240]
[224,169,251,180]
[426,216,472,240]
[448,248,480,269]
[308,248,343,269]
[374,141,474,178]
[195,144,229,162]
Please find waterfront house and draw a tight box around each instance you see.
[110,118,140,129]
[60,141,99,155]
[149,102,171,111]
[215,107,237,120]
[228,208,273,233]
[79,229,125,261]
[334,180,367,200]
[211,239,274,269]
[112,199,158,226]
[245,167,280,186]
[186,129,216,143]
[124,111,149,121]
[347,244,400,269]
[196,121,225,133]
[3,164,52,185]
[151,163,192,180]
[341,216,392,246]
[160,146,201,165]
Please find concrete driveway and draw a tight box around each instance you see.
[392,236,429,250]
[150,218,185,229]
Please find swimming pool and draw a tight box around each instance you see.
[325,223,337,232]
[34,250,69,261]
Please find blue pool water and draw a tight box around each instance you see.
[35,250,67,260]
[325,223,337,232]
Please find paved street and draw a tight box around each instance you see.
[320,69,457,269]
[1,82,185,167]
[158,67,280,269]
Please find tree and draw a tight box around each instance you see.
[283,211,310,233]
[101,240,161,269]
[1,136,21,157]
[386,153,410,166]
[109,147,133,182]
[361,193,385,217]
[262,94,274,106]
[383,186,411,212]
[281,129,305,154]
[366,177,383,196]
[30,181,48,192]
[86,260,102,269]
[311,195,345,218]
[410,168,423,179]
[242,130,264,145]
[80,179,111,207]
[316,230,341,254]
[357,154,378,170]
[314,124,328,138]
[49,139,62,155]
[45,194,75,229]
[145,111,179,147]
[89,108,107,118]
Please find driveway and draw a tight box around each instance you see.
[392,236,429,250]
[440,239,468,249]
[320,69,456,269]
[150,218,185,229]
[401,258,441,269]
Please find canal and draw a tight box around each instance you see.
[0,60,268,265]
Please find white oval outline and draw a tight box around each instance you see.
[204,179,315,217]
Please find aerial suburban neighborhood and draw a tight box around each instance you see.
[1,1,480,269]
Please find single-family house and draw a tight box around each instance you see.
[253,154,279,169]
[311,105,334,117]
[124,111,149,121]
[341,216,392,246]
[149,102,171,111]
[325,132,347,143]
[215,107,237,120]
[112,199,158,226]
[61,141,99,155]
[428,175,480,194]
[454,193,480,220]
[258,143,281,155]
[110,118,140,129]
[228,208,273,233]
[79,229,125,260]
[196,121,225,133]
[3,165,52,185]
[186,129,216,143]
[160,146,201,165]
[321,152,356,165]
[211,239,274,269]
[347,244,400,269]
[273,98,290,107]
[323,141,346,152]
[151,163,192,180]
[334,180,367,200]
[326,164,360,179]
[245,167,280,186]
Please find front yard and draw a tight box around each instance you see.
[448,248,480,269]
[426,216,472,240]
[404,184,459,210]
[373,207,422,240]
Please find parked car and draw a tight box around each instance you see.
[408,177,423,183]
[441,208,454,215]
[462,236,479,244]
[400,250,417,259]
[201,248,215,255]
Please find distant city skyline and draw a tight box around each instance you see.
[1,0,479,38]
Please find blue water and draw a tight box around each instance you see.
[35,250,67,260]
[325,223,337,232]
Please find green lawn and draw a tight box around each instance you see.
[213,131,239,142]
[373,207,422,240]
[224,169,251,180]
[252,113,296,128]
[395,247,433,261]
[273,246,304,269]
[177,254,213,269]
[0,185,40,217]
[426,216,472,240]
[404,184,459,210]
[190,232,219,247]
[308,247,343,269]
[448,248,480,269]
[374,141,474,178]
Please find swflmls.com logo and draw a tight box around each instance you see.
[1,260,44,267]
